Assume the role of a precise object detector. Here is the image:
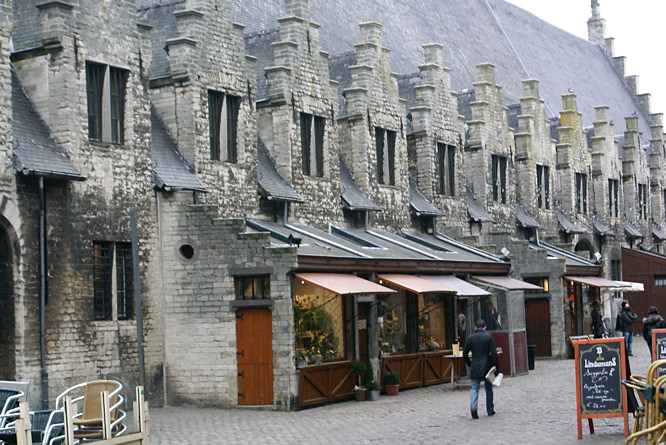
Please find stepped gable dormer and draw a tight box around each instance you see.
[143,0,258,216]
[556,93,591,217]
[514,79,557,226]
[254,0,341,229]
[404,43,466,231]
[464,63,514,231]
[622,115,650,231]
[649,113,666,222]
[337,21,409,231]
[590,105,622,228]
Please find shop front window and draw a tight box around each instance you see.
[377,293,408,355]
[418,294,447,351]
[472,295,507,331]
[293,287,345,363]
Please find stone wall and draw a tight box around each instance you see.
[155,193,297,408]
[256,0,342,230]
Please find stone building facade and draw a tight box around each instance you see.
[1,0,665,410]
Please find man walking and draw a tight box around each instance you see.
[463,319,498,419]
[619,300,638,356]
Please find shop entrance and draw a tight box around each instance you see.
[357,303,368,362]
[525,297,551,357]
[0,225,15,380]
[236,307,273,405]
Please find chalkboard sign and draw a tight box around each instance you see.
[651,328,666,377]
[574,337,628,439]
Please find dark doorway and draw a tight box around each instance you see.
[0,225,15,380]
[524,297,552,357]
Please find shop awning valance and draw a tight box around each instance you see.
[423,275,491,297]
[295,273,395,295]
[470,275,543,291]
[564,276,632,289]
[377,274,455,294]
[606,280,645,292]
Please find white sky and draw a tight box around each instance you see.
[506,0,666,118]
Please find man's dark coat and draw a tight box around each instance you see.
[463,328,499,380]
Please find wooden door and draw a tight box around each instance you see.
[236,307,273,405]
[525,297,552,357]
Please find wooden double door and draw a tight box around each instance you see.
[236,307,273,405]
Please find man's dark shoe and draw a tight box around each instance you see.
[471,410,479,419]
[488,411,496,416]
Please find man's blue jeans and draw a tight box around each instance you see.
[623,331,634,355]
[470,378,494,414]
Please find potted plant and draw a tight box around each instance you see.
[366,380,381,401]
[384,372,400,395]
[351,362,368,401]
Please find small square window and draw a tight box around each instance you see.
[235,276,270,300]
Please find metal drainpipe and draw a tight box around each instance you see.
[39,176,48,409]
[130,209,146,391]
[156,193,168,406]
[364,211,369,231]
[283,202,288,226]
[432,216,437,236]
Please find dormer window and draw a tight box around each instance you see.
[491,154,507,203]
[536,164,550,209]
[437,143,455,196]
[376,127,396,185]
[86,62,128,144]
[300,112,324,177]
[575,173,587,214]
[638,183,647,219]
[209,90,240,162]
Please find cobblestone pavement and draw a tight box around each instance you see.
[149,339,651,444]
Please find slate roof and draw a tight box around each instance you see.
[136,0,184,81]
[340,157,380,211]
[624,219,644,239]
[257,137,303,203]
[531,241,599,269]
[151,108,206,192]
[466,186,494,223]
[409,176,441,217]
[516,202,539,229]
[557,209,584,234]
[12,70,84,181]
[227,0,652,137]
[653,224,666,242]
[593,217,615,237]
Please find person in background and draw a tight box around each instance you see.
[643,305,664,357]
[463,319,498,419]
[619,300,638,356]
[591,302,604,339]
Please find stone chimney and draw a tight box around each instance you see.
[587,0,605,43]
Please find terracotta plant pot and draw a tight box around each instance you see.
[385,384,399,396]
[354,388,367,401]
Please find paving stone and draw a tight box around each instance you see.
[150,334,651,444]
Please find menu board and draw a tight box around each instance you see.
[651,328,666,377]
[574,337,628,439]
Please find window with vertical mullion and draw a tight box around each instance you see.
[86,63,105,141]
[375,128,385,184]
[387,130,396,185]
[115,242,133,320]
[314,115,325,177]
[93,241,113,320]
[226,94,240,163]
[300,113,312,176]
[576,173,587,214]
[208,90,223,161]
[109,68,127,144]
